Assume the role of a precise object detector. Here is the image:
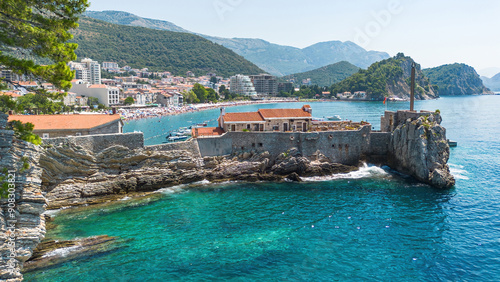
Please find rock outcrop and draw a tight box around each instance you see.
[388,113,455,188]
[40,141,358,209]
[0,114,46,282]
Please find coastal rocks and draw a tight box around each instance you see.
[23,235,118,272]
[0,115,46,282]
[389,113,455,188]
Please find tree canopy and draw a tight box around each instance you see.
[0,0,89,91]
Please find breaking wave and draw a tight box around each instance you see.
[449,163,469,180]
[302,163,390,182]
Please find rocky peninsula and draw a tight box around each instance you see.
[0,110,454,281]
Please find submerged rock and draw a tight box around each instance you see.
[23,235,118,272]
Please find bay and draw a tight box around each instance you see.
[25,96,500,281]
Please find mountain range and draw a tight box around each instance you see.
[84,10,390,76]
[70,17,263,77]
[481,73,500,91]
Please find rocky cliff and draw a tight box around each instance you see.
[0,114,46,282]
[388,113,455,188]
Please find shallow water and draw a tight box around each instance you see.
[25,96,500,281]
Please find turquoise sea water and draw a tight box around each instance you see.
[25,96,500,281]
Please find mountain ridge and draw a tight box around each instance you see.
[70,17,264,77]
[84,10,390,76]
[280,61,360,87]
[423,63,492,95]
[330,53,438,100]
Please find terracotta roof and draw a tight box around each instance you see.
[223,112,264,122]
[193,127,224,137]
[88,84,108,89]
[8,114,121,130]
[258,108,311,119]
[1,92,21,98]
[14,81,38,86]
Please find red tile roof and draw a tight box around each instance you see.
[192,127,224,137]
[258,108,311,119]
[223,112,264,122]
[8,114,121,130]
[1,92,21,98]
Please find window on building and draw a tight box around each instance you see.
[272,125,279,131]
[231,124,236,132]
[76,132,82,136]
[42,133,49,138]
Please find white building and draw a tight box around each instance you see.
[102,62,119,70]
[70,80,120,107]
[69,58,101,85]
[229,74,257,96]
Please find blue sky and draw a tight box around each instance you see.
[88,0,500,75]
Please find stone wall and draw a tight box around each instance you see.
[147,139,201,157]
[197,125,372,166]
[381,110,436,132]
[43,132,144,152]
[0,113,46,282]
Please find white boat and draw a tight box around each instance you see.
[326,115,342,121]
[168,135,189,142]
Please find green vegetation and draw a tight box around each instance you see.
[8,120,42,145]
[71,17,264,77]
[281,61,360,87]
[277,85,326,99]
[0,0,89,91]
[124,97,135,105]
[330,53,435,100]
[423,63,490,95]
[183,83,219,104]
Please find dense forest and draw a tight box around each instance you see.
[423,63,491,95]
[280,61,360,87]
[329,53,437,100]
[70,17,264,77]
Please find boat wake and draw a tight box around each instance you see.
[449,163,469,180]
[302,163,390,182]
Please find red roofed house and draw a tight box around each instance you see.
[218,105,312,133]
[8,114,123,138]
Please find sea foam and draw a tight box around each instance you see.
[302,163,389,182]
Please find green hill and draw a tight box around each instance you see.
[280,61,360,87]
[423,63,492,95]
[84,10,390,76]
[330,53,438,100]
[70,17,263,77]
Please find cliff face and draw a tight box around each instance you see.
[0,114,46,282]
[388,113,455,188]
[424,63,492,95]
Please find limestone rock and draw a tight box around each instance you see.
[389,114,455,188]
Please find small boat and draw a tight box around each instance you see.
[447,140,458,147]
[196,122,208,127]
[168,135,189,142]
[326,115,342,121]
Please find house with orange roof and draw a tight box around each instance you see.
[218,105,313,133]
[1,91,21,100]
[8,114,123,138]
